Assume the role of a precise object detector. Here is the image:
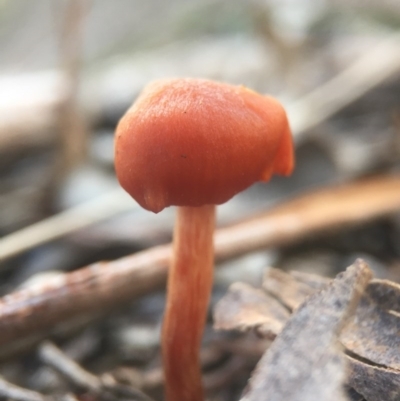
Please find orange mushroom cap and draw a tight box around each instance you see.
[115,78,294,213]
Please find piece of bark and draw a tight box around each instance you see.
[214,282,290,339]
[347,357,400,401]
[240,260,372,401]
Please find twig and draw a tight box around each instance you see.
[55,0,90,173]
[215,174,400,260]
[0,376,48,401]
[101,374,156,401]
[0,34,399,260]
[0,189,136,262]
[39,341,155,401]
[288,33,400,141]
[39,341,101,392]
[0,175,399,349]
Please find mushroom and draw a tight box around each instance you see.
[114,78,294,401]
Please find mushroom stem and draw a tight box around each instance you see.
[162,204,216,401]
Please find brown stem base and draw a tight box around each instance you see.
[162,205,216,401]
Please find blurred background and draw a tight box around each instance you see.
[0,0,399,400]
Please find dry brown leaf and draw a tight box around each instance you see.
[215,259,400,400]
[214,282,290,339]
[261,268,320,310]
[290,269,331,291]
[263,266,400,371]
[239,260,371,401]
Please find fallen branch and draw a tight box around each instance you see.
[0,175,399,350]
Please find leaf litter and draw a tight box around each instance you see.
[214,259,400,401]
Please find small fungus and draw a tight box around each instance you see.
[115,78,294,401]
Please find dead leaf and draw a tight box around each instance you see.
[215,259,400,400]
[263,266,400,371]
[239,260,372,401]
[262,267,329,310]
[214,282,290,339]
